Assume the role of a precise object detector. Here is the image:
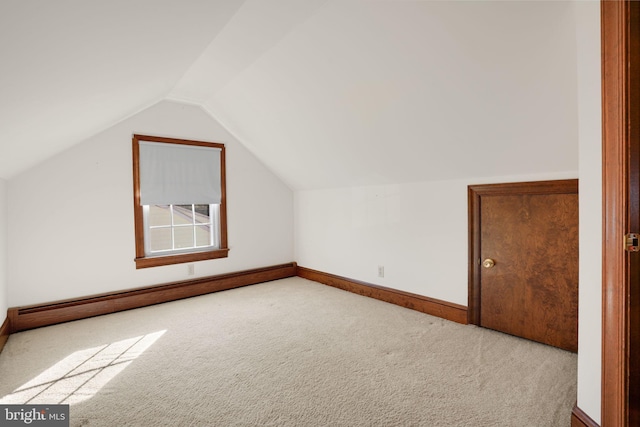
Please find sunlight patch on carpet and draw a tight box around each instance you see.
[0,330,165,405]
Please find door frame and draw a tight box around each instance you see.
[467,179,579,326]
[601,1,639,425]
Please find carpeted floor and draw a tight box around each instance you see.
[0,277,577,426]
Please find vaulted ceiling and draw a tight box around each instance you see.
[0,0,579,189]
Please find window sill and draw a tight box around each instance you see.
[135,248,229,269]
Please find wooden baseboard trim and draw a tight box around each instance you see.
[297,266,468,324]
[8,262,297,333]
[571,406,600,427]
[0,316,9,353]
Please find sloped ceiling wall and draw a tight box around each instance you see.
[173,0,579,190]
[0,0,244,178]
[1,0,578,188]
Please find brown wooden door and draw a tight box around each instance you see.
[627,3,640,423]
[468,180,579,352]
[601,2,640,424]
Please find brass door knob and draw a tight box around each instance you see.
[482,258,495,269]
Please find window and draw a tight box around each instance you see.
[144,204,219,254]
[132,135,228,268]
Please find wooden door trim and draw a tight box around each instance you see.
[467,179,579,326]
[601,1,640,425]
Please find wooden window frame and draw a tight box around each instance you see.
[132,134,229,269]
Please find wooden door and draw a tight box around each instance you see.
[629,4,640,422]
[468,180,579,352]
[601,2,640,424]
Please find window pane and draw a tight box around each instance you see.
[194,205,210,224]
[149,228,172,252]
[174,226,194,249]
[149,205,171,227]
[173,205,193,225]
[195,225,211,247]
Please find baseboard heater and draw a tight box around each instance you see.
[7,262,297,333]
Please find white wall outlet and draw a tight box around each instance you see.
[378,265,384,278]
[187,264,195,276]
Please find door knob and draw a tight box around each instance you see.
[482,258,495,269]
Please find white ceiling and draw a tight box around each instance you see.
[0,0,244,178]
[1,1,579,188]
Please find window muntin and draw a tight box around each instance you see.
[132,134,228,269]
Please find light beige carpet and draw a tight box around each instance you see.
[0,277,577,426]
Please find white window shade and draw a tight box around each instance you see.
[139,141,221,206]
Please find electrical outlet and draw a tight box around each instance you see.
[187,264,195,276]
[378,265,384,278]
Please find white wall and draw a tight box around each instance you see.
[295,2,602,422]
[575,1,602,423]
[0,178,7,319]
[292,0,579,308]
[7,100,294,307]
[295,171,576,306]
[205,0,579,191]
